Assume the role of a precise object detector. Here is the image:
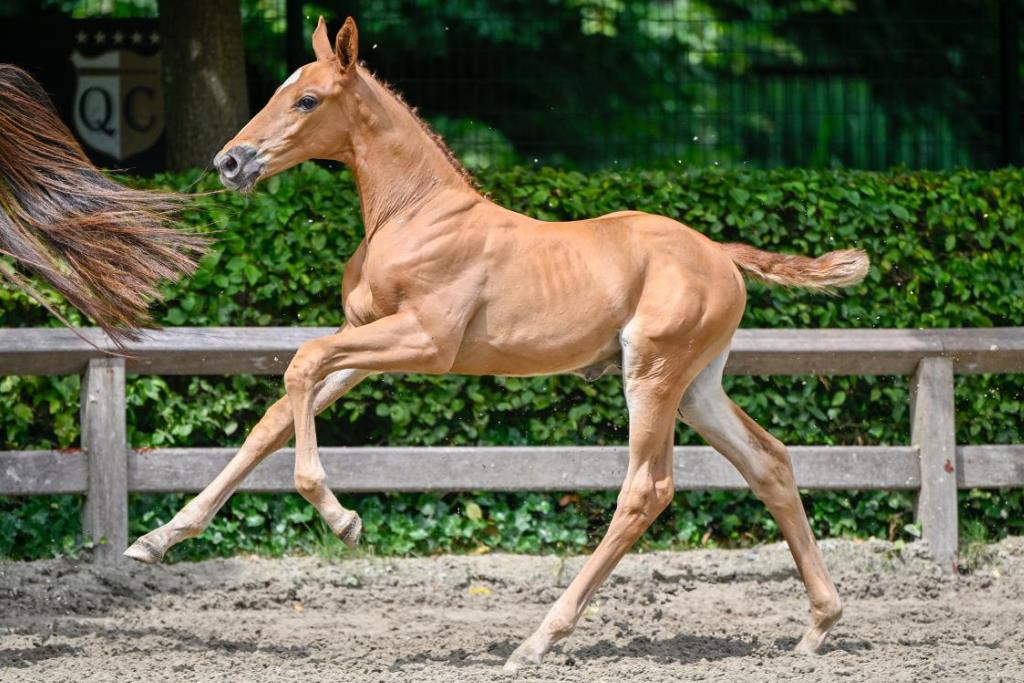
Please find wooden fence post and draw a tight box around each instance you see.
[80,357,128,564]
[911,356,958,574]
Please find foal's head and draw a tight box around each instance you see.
[215,17,362,192]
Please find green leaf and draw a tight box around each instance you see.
[465,502,483,522]
[729,188,750,205]
[165,308,187,325]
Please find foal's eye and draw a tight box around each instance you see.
[296,95,318,111]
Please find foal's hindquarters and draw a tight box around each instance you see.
[508,351,843,670]
[503,252,839,670]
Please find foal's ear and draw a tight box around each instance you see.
[312,16,332,61]
[335,17,359,74]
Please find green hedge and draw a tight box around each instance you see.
[2,165,1022,561]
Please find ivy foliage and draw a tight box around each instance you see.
[1,165,1022,560]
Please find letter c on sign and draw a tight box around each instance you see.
[125,86,156,132]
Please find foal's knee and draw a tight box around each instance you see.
[284,364,315,394]
[285,341,327,393]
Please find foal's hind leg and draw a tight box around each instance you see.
[124,369,370,563]
[505,336,689,672]
[678,350,842,653]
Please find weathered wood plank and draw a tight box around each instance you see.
[15,443,1024,495]
[787,446,921,490]
[957,445,1024,488]
[127,445,921,493]
[911,357,958,574]
[729,327,1024,375]
[0,450,87,494]
[0,327,330,376]
[725,328,943,376]
[0,327,1021,376]
[80,358,128,564]
[928,327,1024,374]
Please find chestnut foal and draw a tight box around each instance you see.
[126,17,868,670]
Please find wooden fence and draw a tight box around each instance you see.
[1,327,1023,570]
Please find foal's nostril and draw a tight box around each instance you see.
[216,145,261,189]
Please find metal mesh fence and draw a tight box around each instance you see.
[24,0,1024,169]
[331,1,1019,170]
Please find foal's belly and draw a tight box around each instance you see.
[449,326,623,377]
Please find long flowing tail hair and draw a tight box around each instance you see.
[722,243,869,293]
[0,63,207,345]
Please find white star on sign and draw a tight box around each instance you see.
[149,31,160,44]
[131,31,143,44]
[113,31,124,44]
[76,31,88,44]
[95,30,107,43]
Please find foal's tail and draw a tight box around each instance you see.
[0,64,208,346]
[722,243,869,292]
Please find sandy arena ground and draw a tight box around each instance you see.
[1,538,1023,682]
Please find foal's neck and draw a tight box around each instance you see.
[346,68,476,236]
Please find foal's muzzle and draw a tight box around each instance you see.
[214,144,264,192]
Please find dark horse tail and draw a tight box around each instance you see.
[0,64,207,346]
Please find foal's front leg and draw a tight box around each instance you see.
[125,368,371,563]
[284,312,456,538]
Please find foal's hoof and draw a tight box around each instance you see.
[794,599,843,655]
[794,634,826,656]
[332,511,362,549]
[503,642,543,673]
[124,536,165,565]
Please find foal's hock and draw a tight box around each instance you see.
[127,17,867,671]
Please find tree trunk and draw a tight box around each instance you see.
[158,0,249,171]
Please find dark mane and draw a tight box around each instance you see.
[0,64,207,345]
[370,68,476,186]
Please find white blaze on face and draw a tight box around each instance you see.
[276,66,303,93]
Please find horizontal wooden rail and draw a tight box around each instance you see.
[0,445,928,494]
[3,445,1021,497]
[1,326,1023,571]
[0,326,1021,376]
